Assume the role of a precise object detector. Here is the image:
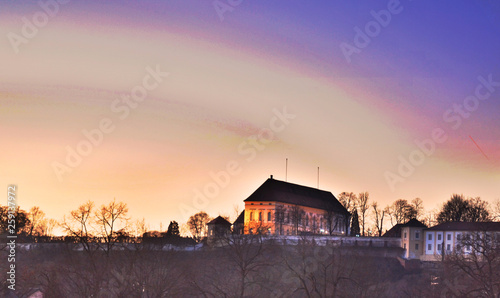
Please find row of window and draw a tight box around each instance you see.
[403,231,420,239]
[426,243,471,252]
[427,233,451,241]
[248,210,342,231]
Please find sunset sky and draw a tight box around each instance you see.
[1,0,499,232]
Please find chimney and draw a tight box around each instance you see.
[270,175,273,179]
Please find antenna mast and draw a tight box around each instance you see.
[317,167,319,189]
[285,158,288,182]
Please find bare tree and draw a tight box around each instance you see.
[61,200,95,252]
[323,206,340,236]
[27,206,46,237]
[289,205,305,235]
[442,229,500,297]
[187,211,210,242]
[411,197,424,220]
[338,192,356,212]
[274,204,287,235]
[391,199,416,224]
[45,218,58,236]
[134,217,149,237]
[384,205,394,227]
[419,209,436,228]
[358,192,369,236]
[94,199,129,253]
[494,199,500,221]
[372,202,385,237]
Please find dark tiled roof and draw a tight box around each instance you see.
[207,216,231,226]
[402,218,427,228]
[382,219,427,237]
[244,178,349,216]
[383,224,402,238]
[426,222,500,232]
[233,211,245,225]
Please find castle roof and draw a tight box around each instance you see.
[244,177,349,216]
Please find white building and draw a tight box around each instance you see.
[422,222,500,261]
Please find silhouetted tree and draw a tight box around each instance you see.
[372,202,385,237]
[166,221,180,237]
[27,206,46,236]
[95,199,129,254]
[358,192,369,236]
[61,201,95,252]
[390,199,416,224]
[494,199,500,221]
[0,205,31,235]
[273,204,287,235]
[187,211,210,242]
[441,228,500,296]
[437,194,490,223]
[411,198,424,220]
[338,192,356,213]
[289,205,305,235]
[350,209,360,236]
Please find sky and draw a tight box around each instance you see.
[1,0,499,232]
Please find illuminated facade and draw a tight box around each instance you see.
[240,176,350,236]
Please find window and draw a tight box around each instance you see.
[447,234,451,241]
[415,232,420,239]
[415,243,419,250]
[428,244,432,251]
[259,212,262,221]
[437,244,442,251]
[404,243,406,249]
[447,244,451,251]
[457,234,461,240]
[466,245,471,251]
[250,212,254,221]
[260,203,263,205]
[428,234,432,240]
[404,232,407,239]
[267,212,271,221]
[438,234,442,241]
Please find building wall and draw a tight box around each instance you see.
[244,201,347,236]
[401,226,424,259]
[422,230,500,261]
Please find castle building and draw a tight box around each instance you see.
[238,176,350,236]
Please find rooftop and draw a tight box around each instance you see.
[207,216,231,226]
[426,221,500,232]
[244,177,349,215]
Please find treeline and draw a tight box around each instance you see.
[338,192,500,237]
[0,199,194,247]
[1,194,499,243]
